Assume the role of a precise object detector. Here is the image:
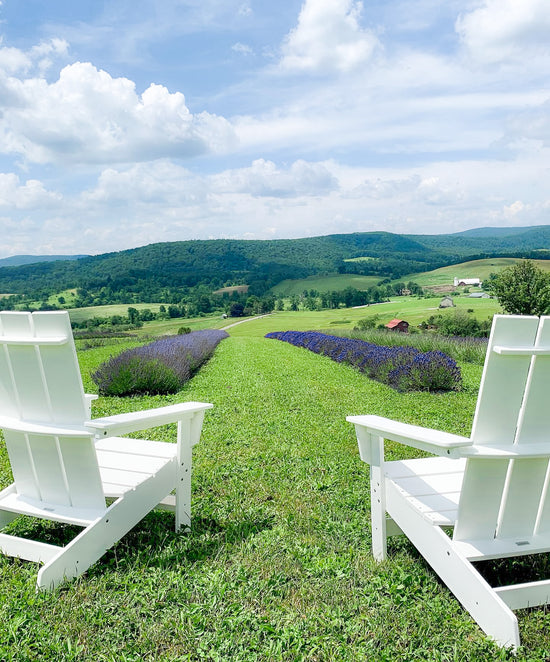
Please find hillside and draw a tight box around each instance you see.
[0,254,87,267]
[0,226,548,304]
[410,225,550,257]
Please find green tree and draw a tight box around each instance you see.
[488,260,550,315]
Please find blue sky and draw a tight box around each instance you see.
[0,0,549,257]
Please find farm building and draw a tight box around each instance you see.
[385,319,409,333]
[439,296,455,308]
[453,277,481,287]
[468,292,490,298]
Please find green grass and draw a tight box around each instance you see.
[271,274,381,296]
[404,257,550,287]
[270,258,550,297]
[68,303,165,324]
[225,297,501,338]
[0,311,548,659]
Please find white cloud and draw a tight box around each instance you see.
[280,0,379,73]
[232,42,253,56]
[212,158,338,197]
[0,173,61,209]
[0,62,236,165]
[456,0,550,63]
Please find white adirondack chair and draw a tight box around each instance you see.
[0,311,212,590]
[348,314,550,650]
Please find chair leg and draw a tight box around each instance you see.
[385,479,520,650]
[36,461,176,591]
[370,437,387,561]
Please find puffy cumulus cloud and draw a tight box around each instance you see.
[280,0,379,73]
[0,62,235,165]
[0,38,68,75]
[456,0,550,64]
[0,173,61,209]
[212,158,339,197]
[83,160,205,206]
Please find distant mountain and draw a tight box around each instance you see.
[0,226,547,304]
[451,226,543,238]
[0,255,88,268]
[410,225,550,257]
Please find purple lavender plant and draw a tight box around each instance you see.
[93,329,229,396]
[265,331,461,392]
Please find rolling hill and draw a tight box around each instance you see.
[0,226,548,304]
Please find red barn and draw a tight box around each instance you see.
[385,319,409,333]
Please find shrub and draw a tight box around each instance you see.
[265,331,461,392]
[93,329,229,396]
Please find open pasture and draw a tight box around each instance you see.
[271,274,381,296]
[405,257,550,287]
[68,303,165,324]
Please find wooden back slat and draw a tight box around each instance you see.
[456,315,550,542]
[0,312,105,510]
[470,315,539,446]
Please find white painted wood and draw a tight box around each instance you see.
[347,415,471,457]
[176,417,192,531]
[454,459,508,541]
[87,402,213,437]
[37,459,177,590]
[369,434,387,561]
[347,315,550,650]
[0,534,61,564]
[0,311,212,591]
[386,479,521,649]
[495,579,550,610]
[470,315,539,446]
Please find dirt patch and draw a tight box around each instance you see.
[423,285,456,294]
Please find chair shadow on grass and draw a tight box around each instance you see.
[2,509,276,582]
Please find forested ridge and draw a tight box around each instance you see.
[0,227,549,306]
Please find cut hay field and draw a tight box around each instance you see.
[68,303,165,324]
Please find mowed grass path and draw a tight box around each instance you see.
[0,328,547,659]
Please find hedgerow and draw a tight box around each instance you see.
[265,330,461,392]
[92,329,229,396]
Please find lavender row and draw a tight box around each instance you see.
[265,331,461,392]
[93,329,229,396]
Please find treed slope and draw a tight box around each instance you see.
[411,225,550,256]
[0,226,548,300]
[0,232,440,298]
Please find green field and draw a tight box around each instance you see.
[3,309,547,659]
[223,296,501,337]
[4,307,550,659]
[271,274,382,296]
[404,257,550,287]
[67,303,165,324]
[270,257,550,296]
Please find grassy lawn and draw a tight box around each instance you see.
[0,313,547,659]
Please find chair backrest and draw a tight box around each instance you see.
[0,311,105,510]
[454,314,550,542]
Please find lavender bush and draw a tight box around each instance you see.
[265,331,461,392]
[93,329,229,396]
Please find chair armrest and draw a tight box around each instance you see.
[347,414,472,462]
[86,402,213,437]
[84,393,98,417]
